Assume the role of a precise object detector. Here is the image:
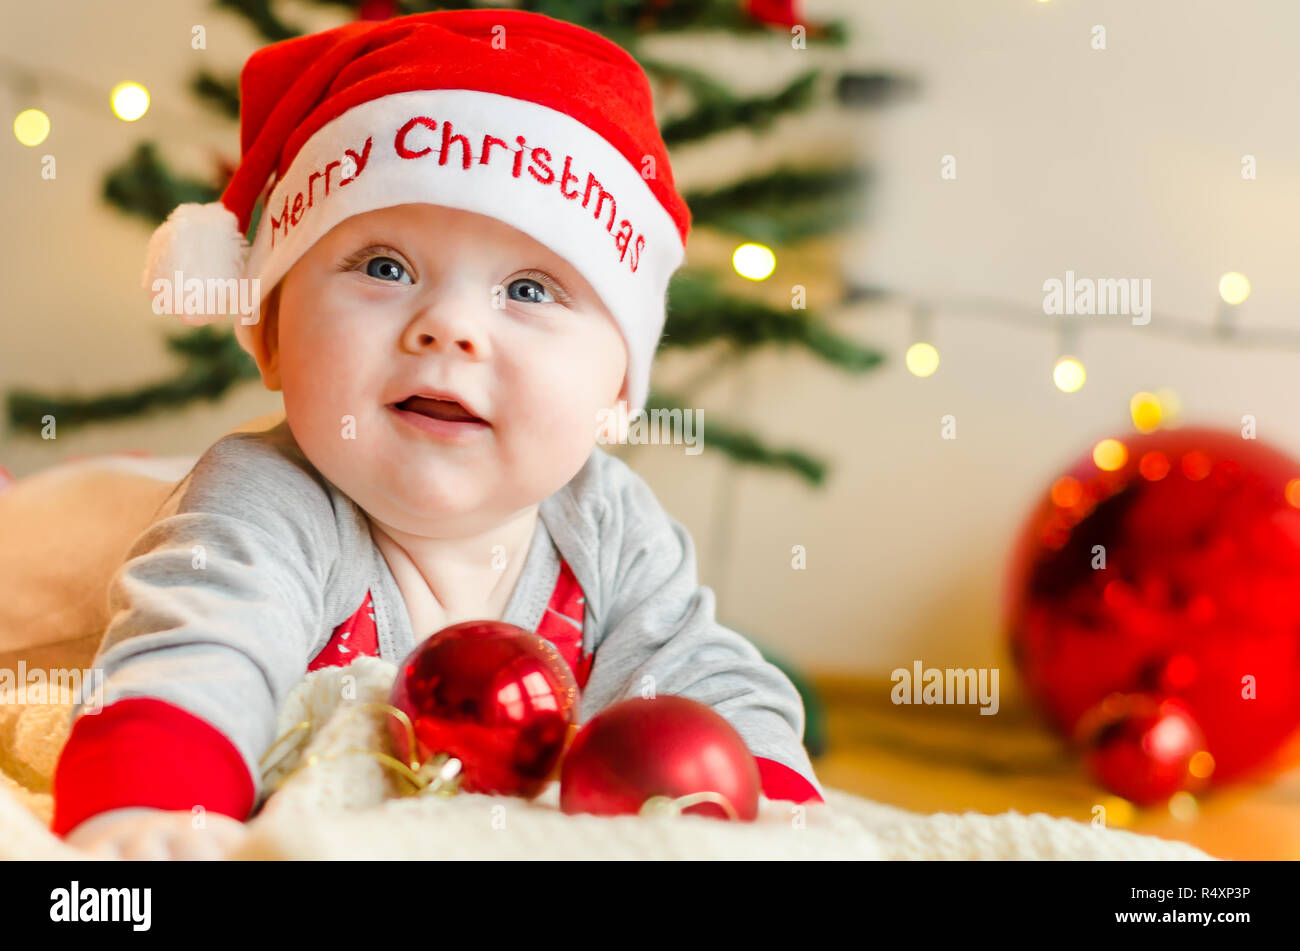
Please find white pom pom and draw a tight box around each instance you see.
[141,201,250,323]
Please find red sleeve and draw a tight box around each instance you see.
[50,697,256,838]
[754,756,824,804]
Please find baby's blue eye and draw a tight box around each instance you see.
[507,277,555,304]
[364,256,412,284]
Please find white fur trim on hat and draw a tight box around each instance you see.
[141,201,251,326]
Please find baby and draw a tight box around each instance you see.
[52,9,823,859]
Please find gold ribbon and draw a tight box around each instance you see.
[639,791,741,820]
[258,701,462,798]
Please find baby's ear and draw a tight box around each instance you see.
[249,284,282,392]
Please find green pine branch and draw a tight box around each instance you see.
[835,70,921,108]
[191,70,242,120]
[644,389,826,485]
[682,163,869,243]
[214,0,304,42]
[6,328,259,433]
[102,142,222,225]
[637,56,734,105]
[519,0,847,48]
[663,271,884,373]
[658,69,821,146]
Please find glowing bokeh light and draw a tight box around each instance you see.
[13,109,50,146]
[905,342,939,377]
[1093,439,1127,471]
[1130,391,1162,433]
[1053,356,1086,393]
[111,82,150,121]
[1218,271,1250,305]
[731,243,775,280]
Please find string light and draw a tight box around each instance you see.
[1217,271,1251,305]
[1213,271,1251,337]
[905,342,939,377]
[110,81,149,121]
[905,304,939,376]
[731,242,775,281]
[12,108,49,146]
[0,56,227,139]
[850,282,1294,350]
[1050,315,1086,392]
[1053,356,1086,393]
[841,280,1288,418]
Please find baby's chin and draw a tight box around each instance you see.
[350,467,528,520]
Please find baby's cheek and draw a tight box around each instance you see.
[281,360,374,485]
[282,372,344,448]
[497,383,596,479]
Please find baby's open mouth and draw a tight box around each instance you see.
[393,395,486,424]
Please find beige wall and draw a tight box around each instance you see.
[3,1,1296,679]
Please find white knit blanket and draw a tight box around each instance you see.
[0,656,1215,860]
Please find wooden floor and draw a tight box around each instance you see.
[809,677,1300,860]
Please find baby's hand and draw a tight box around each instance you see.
[65,807,249,860]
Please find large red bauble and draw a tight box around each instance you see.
[388,620,578,798]
[559,696,761,821]
[1005,427,1300,794]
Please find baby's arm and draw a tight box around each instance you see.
[51,427,342,848]
[578,454,825,804]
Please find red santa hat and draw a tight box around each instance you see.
[142,8,691,417]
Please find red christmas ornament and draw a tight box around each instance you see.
[388,620,578,798]
[559,695,761,821]
[1079,695,1208,805]
[1006,427,1300,799]
[744,0,802,28]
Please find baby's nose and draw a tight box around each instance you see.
[401,307,489,358]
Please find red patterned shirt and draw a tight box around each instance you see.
[307,557,594,690]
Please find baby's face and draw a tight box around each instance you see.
[256,203,628,535]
